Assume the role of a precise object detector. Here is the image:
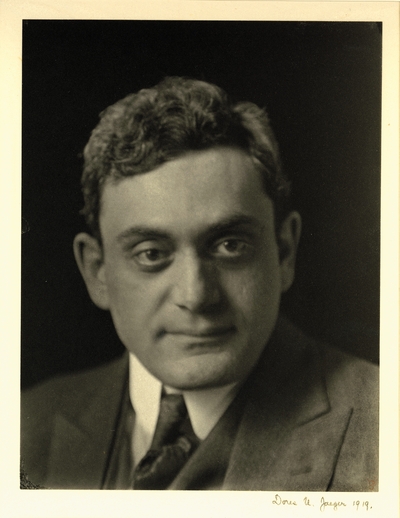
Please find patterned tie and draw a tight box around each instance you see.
[133,393,199,489]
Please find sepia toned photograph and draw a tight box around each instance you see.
[19,20,382,493]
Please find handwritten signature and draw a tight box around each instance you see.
[272,494,371,512]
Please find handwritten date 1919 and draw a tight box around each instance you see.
[353,501,371,511]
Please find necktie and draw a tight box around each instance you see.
[133,393,199,489]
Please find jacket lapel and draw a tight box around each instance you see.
[45,354,129,489]
[223,317,352,491]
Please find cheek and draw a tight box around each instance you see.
[223,258,281,320]
[105,257,152,302]
[104,267,162,332]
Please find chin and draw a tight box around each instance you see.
[157,358,244,391]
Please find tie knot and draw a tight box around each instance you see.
[161,393,187,419]
[150,393,187,450]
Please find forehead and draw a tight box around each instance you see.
[99,147,274,239]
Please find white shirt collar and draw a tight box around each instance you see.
[129,353,239,465]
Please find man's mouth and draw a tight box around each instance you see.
[156,326,236,342]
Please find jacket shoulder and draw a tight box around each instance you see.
[271,318,379,491]
[318,344,378,407]
[22,354,127,419]
[317,344,379,491]
[21,354,128,487]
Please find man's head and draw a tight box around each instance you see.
[74,78,301,390]
[80,77,291,241]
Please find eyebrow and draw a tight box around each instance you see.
[202,214,265,235]
[116,214,265,243]
[117,227,170,243]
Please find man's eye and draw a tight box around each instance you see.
[133,248,171,269]
[213,239,251,258]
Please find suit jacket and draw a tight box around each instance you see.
[21,317,379,490]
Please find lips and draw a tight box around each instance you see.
[157,326,236,339]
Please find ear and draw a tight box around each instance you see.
[73,233,110,310]
[277,211,302,293]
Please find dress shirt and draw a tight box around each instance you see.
[129,354,239,466]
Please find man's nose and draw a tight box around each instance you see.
[170,253,221,312]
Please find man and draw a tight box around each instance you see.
[21,77,378,490]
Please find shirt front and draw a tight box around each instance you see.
[129,354,239,466]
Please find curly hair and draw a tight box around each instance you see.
[81,77,291,240]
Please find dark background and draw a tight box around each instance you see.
[22,21,381,389]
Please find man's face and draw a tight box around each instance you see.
[98,147,287,390]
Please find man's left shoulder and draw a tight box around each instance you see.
[317,342,378,408]
[314,342,378,491]
[274,316,378,407]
